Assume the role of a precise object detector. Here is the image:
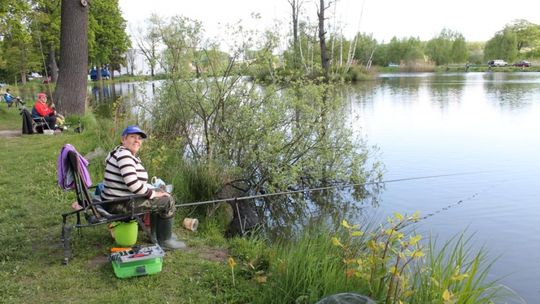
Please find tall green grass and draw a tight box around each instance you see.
[409,234,500,304]
[247,214,516,304]
[255,228,365,304]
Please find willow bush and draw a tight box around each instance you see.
[150,75,380,194]
[130,15,382,197]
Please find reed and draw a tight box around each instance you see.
[408,233,501,303]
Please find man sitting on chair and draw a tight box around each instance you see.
[100,126,186,250]
[3,89,22,108]
[32,93,64,129]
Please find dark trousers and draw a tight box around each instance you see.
[105,195,176,219]
[43,116,56,129]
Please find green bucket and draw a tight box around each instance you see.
[112,220,138,247]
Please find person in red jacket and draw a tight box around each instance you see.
[32,93,64,129]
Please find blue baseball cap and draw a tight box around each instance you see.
[122,125,147,139]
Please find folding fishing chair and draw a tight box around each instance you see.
[20,107,48,134]
[60,149,151,265]
[31,106,52,132]
[3,93,24,108]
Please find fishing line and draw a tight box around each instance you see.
[416,178,507,222]
[175,171,491,208]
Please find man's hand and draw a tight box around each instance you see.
[153,190,170,198]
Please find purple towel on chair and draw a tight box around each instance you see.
[57,144,92,190]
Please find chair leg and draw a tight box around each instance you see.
[61,220,73,265]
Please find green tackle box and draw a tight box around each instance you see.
[110,245,165,278]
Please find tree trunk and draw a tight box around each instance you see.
[289,0,301,68]
[48,45,59,83]
[292,1,298,48]
[97,66,102,81]
[127,49,136,76]
[20,72,27,85]
[150,52,156,77]
[318,0,329,80]
[54,0,89,115]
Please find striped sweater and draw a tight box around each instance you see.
[100,145,153,200]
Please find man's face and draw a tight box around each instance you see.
[121,133,144,155]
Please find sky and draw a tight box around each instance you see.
[119,0,540,44]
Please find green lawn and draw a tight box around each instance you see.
[0,101,24,130]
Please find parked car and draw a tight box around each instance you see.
[27,72,43,81]
[513,60,531,67]
[487,60,508,67]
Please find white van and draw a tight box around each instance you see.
[487,60,508,67]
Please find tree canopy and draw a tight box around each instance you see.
[0,0,129,84]
[1,3,540,86]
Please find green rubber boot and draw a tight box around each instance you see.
[150,213,158,244]
[150,213,178,242]
[157,217,186,250]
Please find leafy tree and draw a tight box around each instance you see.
[287,0,304,70]
[245,30,281,82]
[284,20,319,76]
[484,29,517,62]
[467,41,485,64]
[385,36,424,65]
[134,14,162,77]
[402,37,424,63]
[125,48,137,75]
[425,29,467,65]
[88,0,130,79]
[371,42,388,66]
[0,0,39,84]
[157,16,202,78]
[32,0,61,82]
[353,33,378,67]
[504,19,540,52]
[140,16,381,198]
[192,47,229,77]
[450,33,467,63]
[385,37,403,65]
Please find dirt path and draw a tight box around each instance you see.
[0,129,21,137]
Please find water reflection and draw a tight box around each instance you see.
[259,187,380,240]
[428,74,465,109]
[482,73,539,110]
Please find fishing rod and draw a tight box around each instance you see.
[175,171,490,208]
[38,36,55,103]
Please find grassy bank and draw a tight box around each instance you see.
[0,103,517,303]
[0,107,259,303]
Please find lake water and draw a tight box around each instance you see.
[88,73,540,303]
[349,72,540,303]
